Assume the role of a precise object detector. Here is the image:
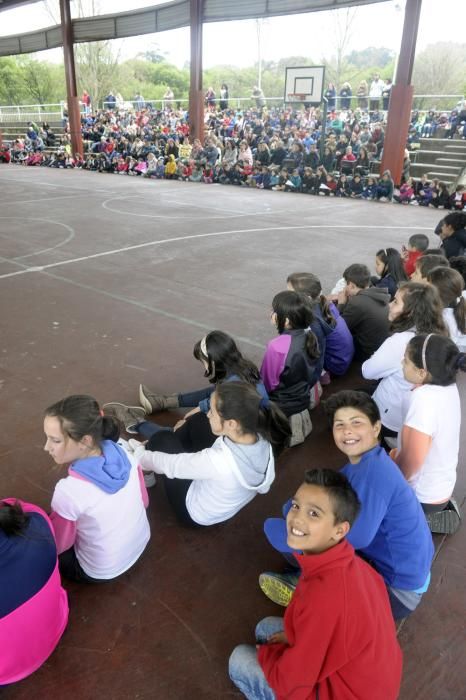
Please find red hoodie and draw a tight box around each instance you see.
[258,539,402,700]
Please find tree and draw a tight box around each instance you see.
[412,42,466,110]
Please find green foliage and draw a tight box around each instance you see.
[347,47,395,69]
[1,41,464,110]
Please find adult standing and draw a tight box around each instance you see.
[104,92,116,110]
[163,87,174,110]
[252,85,266,111]
[382,79,392,111]
[324,83,337,111]
[219,83,229,111]
[369,74,384,113]
[339,82,352,110]
[356,80,369,111]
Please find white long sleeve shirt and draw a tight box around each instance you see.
[139,436,275,526]
[362,331,415,432]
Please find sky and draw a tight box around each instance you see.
[0,0,465,69]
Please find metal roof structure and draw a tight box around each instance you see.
[0,0,390,57]
[0,0,40,10]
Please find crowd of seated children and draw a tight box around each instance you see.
[3,97,462,213]
[3,213,465,691]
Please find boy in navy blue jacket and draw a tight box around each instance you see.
[261,390,434,620]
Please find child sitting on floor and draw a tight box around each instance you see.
[128,382,290,527]
[401,233,429,277]
[361,175,377,200]
[261,291,323,446]
[392,334,464,534]
[427,266,466,349]
[260,391,434,621]
[373,247,408,300]
[229,469,402,700]
[287,272,354,376]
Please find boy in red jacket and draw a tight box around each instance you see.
[229,469,402,700]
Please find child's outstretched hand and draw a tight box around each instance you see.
[127,439,147,462]
[267,631,288,645]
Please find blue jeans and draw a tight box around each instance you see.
[178,386,214,407]
[229,617,283,699]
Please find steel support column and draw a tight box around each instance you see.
[189,0,204,144]
[381,0,422,185]
[59,0,83,157]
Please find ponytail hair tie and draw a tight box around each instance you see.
[259,396,270,410]
[99,409,104,417]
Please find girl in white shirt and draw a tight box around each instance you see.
[362,283,447,442]
[45,395,150,582]
[129,382,291,528]
[392,334,464,534]
[427,266,466,350]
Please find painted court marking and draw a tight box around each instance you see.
[0,224,432,281]
[0,217,76,260]
[101,194,288,220]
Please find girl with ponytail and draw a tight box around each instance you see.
[128,382,290,528]
[392,334,465,534]
[427,266,466,350]
[261,291,323,445]
[287,272,354,375]
[44,395,150,582]
[0,499,68,685]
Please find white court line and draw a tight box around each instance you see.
[0,174,119,195]
[101,195,288,220]
[0,224,432,281]
[5,193,95,206]
[44,270,265,349]
[0,217,75,260]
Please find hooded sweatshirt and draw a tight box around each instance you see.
[138,436,274,526]
[340,287,390,361]
[313,302,354,375]
[51,442,150,579]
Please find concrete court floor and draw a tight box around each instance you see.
[0,165,465,700]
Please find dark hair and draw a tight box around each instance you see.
[408,233,429,252]
[423,248,446,257]
[323,390,381,426]
[303,469,361,526]
[416,254,450,279]
[272,291,320,360]
[0,500,30,536]
[45,395,120,445]
[343,263,371,289]
[192,330,261,385]
[443,212,466,232]
[406,334,466,386]
[214,382,291,457]
[390,282,447,334]
[286,272,336,328]
[375,247,408,285]
[427,267,466,334]
[449,256,466,285]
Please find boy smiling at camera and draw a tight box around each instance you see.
[229,468,402,700]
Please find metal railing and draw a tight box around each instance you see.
[1,93,464,124]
